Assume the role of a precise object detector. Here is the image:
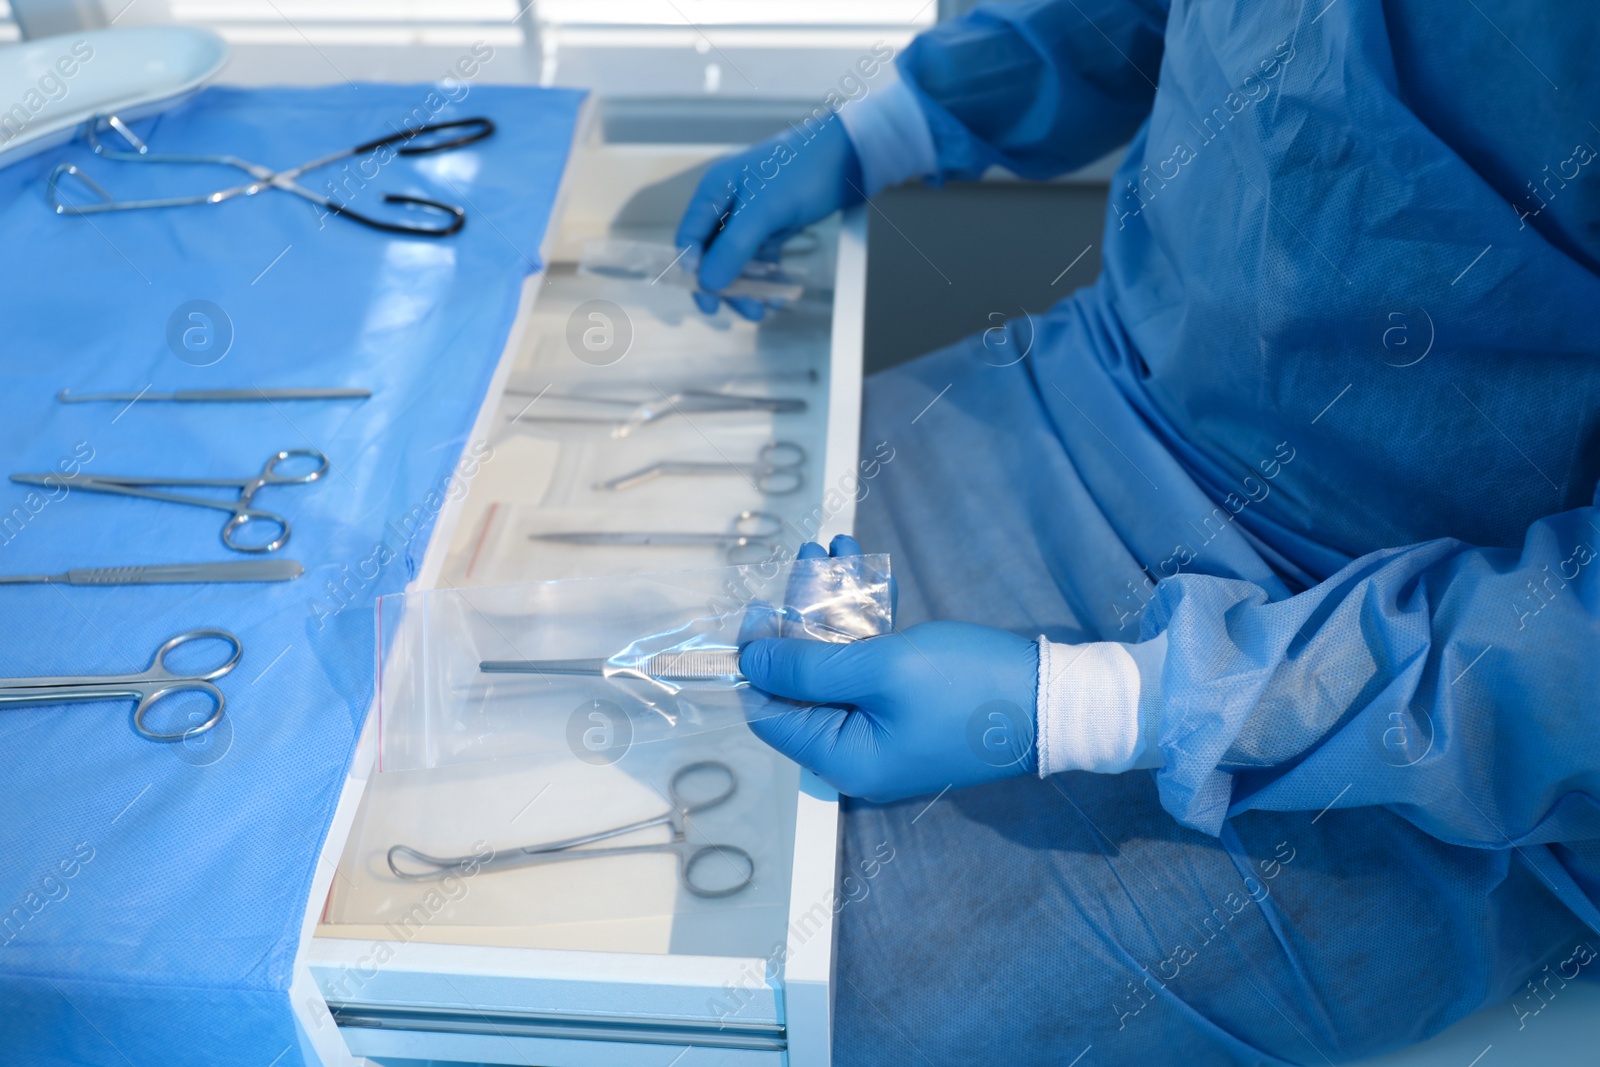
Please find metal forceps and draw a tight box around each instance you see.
[0,629,241,741]
[529,509,784,564]
[47,115,495,237]
[598,441,806,495]
[10,449,328,553]
[387,761,755,898]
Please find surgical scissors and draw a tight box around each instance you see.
[598,441,805,495]
[387,761,755,898]
[0,629,241,741]
[47,115,494,237]
[529,509,784,564]
[10,448,328,553]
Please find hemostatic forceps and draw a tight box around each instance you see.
[387,761,755,898]
[10,449,328,553]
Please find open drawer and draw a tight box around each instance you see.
[292,131,869,1067]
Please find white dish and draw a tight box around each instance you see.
[0,26,228,169]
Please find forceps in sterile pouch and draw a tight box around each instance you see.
[528,509,785,564]
[597,441,806,495]
[10,448,328,553]
[386,761,755,898]
[0,630,242,741]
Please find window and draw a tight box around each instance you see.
[0,1,22,42]
[163,1,930,98]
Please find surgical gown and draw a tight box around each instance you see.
[829,1,1600,1063]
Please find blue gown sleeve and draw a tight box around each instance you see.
[896,0,1171,181]
[1146,494,1600,854]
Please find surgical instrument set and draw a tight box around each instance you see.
[48,115,494,237]
[386,761,755,897]
[0,629,241,741]
[58,388,371,404]
[10,448,328,553]
[597,441,805,495]
[529,509,784,564]
[0,560,303,585]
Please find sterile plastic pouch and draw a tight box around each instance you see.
[579,237,807,304]
[332,556,890,937]
[376,553,892,773]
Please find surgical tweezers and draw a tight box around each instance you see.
[48,115,494,237]
[481,647,744,684]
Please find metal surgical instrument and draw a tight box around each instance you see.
[506,390,807,434]
[481,647,744,685]
[386,761,755,898]
[0,559,303,585]
[48,115,494,237]
[10,448,328,554]
[598,441,805,495]
[58,388,371,404]
[0,629,241,741]
[529,509,784,564]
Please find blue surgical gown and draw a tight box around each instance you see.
[831,1,1600,1063]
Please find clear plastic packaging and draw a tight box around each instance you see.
[330,556,889,934]
[579,237,807,304]
[376,553,892,773]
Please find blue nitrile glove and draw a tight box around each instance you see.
[740,537,1038,801]
[675,117,865,321]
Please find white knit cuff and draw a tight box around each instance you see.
[837,78,939,197]
[1035,634,1166,776]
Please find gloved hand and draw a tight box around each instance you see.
[739,539,1040,801]
[675,117,865,321]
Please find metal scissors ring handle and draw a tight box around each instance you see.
[724,511,784,564]
[680,844,755,899]
[223,509,291,553]
[225,450,327,552]
[133,680,225,742]
[732,510,784,539]
[668,760,739,815]
[133,629,240,741]
[261,448,330,484]
[387,844,457,882]
[148,628,243,681]
[754,441,806,496]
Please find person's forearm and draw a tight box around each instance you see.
[1143,500,1600,846]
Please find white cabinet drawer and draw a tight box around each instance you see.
[292,132,868,1067]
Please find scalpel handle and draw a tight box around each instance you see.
[61,560,305,584]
